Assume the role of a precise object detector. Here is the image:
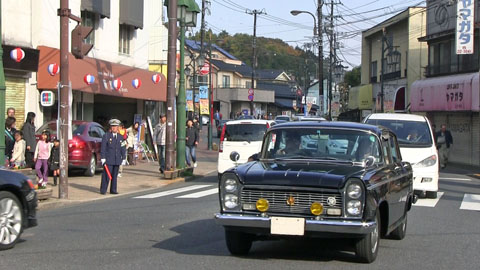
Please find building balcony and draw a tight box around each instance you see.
[425,62,479,77]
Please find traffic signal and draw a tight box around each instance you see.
[71,24,93,59]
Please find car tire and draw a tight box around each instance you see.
[355,211,380,263]
[85,155,96,177]
[0,191,24,250]
[426,191,437,199]
[225,229,253,256]
[389,214,407,240]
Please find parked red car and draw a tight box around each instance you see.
[35,121,106,176]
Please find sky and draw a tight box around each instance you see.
[191,0,427,70]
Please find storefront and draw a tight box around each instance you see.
[411,73,480,166]
[344,84,373,122]
[36,46,167,127]
[2,45,40,124]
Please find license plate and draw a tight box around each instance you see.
[270,217,305,236]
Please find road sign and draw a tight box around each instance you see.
[248,88,254,95]
[199,63,210,75]
[248,94,254,101]
[40,91,55,106]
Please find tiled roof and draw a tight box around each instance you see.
[185,39,238,60]
[256,69,284,80]
[210,59,252,77]
[257,81,296,98]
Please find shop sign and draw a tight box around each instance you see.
[40,91,55,107]
[456,0,474,54]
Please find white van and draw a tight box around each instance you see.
[218,119,274,175]
[364,113,439,198]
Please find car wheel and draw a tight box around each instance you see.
[355,211,380,263]
[426,191,437,199]
[85,155,96,177]
[389,214,407,240]
[0,191,24,250]
[225,229,253,256]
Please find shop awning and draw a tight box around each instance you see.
[348,84,372,110]
[2,45,39,72]
[274,98,294,108]
[81,0,110,18]
[37,46,166,102]
[119,0,144,29]
[410,73,479,112]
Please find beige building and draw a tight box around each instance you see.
[360,7,427,113]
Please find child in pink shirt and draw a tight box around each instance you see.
[34,130,52,188]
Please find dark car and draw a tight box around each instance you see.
[215,121,415,263]
[36,121,106,176]
[0,169,37,250]
[216,120,230,138]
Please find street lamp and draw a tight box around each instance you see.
[379,28,400,113]
[290,10,317,36]
[166,0,200,169]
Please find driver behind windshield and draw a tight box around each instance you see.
[276,134,301,156]
[355,136,375,162]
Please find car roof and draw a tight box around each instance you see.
[366,113,427,122]
[226,119,274,125]
[271,121,384,135]
[300,117,327,121]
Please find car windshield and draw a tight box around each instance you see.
[262,128,382,164]
[365,119,432,147]
[236,115,255,120]
[224,123,267,142]
[36,122,84,136]
[275,116,290,121]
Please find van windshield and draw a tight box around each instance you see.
[365,119,432,147]
[224,124,267,142]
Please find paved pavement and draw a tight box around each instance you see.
[37,125,219,210]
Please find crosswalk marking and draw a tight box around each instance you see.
[133,185,212,199]
[175,188,218,199]
[413,192,444,207]
[440,177,472,181]
[460,194,480,211]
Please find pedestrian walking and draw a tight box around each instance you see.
[153,114,167,173]
[126,122,139,165]
[22,112,36,168]
[435,124,453,169]
[6,107,15,118]
[117,122,128,177]
[10,130,25,168]
[34,130,52,188]
[185,119,199,168]
[214,110,221,127]
[193,116,201,132]
[100,119,126,195]
[4,116,16,163]
[49,139,60,186]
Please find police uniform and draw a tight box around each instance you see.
[100,119,126,194]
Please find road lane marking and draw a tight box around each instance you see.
[176,188,218,198]
[440,177,472,181]
[413,192,444,207]
[133,185,212,199]
[460,194,480,211]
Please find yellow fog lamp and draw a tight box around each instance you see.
[310,202,324,216]
[256,198,270,212]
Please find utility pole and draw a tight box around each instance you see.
[208,33,214,150]
[380,28,386,113]
[317,0,324,117]
[198,0,206,130]
[58,0,71,198]
[0,0,6,161]
[328,0,334,120]
[247,9,265,116]
[165,0,178,171]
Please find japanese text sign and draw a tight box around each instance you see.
[456,0,475,54]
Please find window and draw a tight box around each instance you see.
[81,11,97,45]
[88,126,102,138]
[198,75,208,85]
[389,135,400,163]
[222,75,230,88]
[428,35,479,76]
[370,61,377,82]
[245,81,252,89]
[119,24,133,54]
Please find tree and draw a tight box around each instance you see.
[344,66,361,87]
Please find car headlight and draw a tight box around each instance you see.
[224,194,239,209]
[347,183,362,199]
[414,155,437,168]
[347,200,362,215]
[224,179,237,193]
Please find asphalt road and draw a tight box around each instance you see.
[1,170,480,270]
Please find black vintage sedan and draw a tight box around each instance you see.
[0,169,38,250]
[215,121,415,263]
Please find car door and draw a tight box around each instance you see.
[386,132,406,224]
[87,124,103,164]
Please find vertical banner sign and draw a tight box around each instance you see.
[456,0,474,54]
[199,86,209,115]
[186,90,194,111]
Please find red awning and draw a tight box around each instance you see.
[37,46,167,102]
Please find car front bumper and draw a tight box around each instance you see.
[214,213,376,235]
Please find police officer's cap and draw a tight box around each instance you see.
[109,119,121,126]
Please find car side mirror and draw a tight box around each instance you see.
[402,161,411,170]
[364,156,376,167]
[230,151,240,162]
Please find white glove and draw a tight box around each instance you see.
[101,159,106,165]
[122,160,127,166]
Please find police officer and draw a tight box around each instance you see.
[100,119,126,194]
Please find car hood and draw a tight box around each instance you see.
[233,161,367,189]
[399,146,436,164]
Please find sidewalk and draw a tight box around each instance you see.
[38,147,219,210]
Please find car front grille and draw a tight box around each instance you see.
[241,189,343,215]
